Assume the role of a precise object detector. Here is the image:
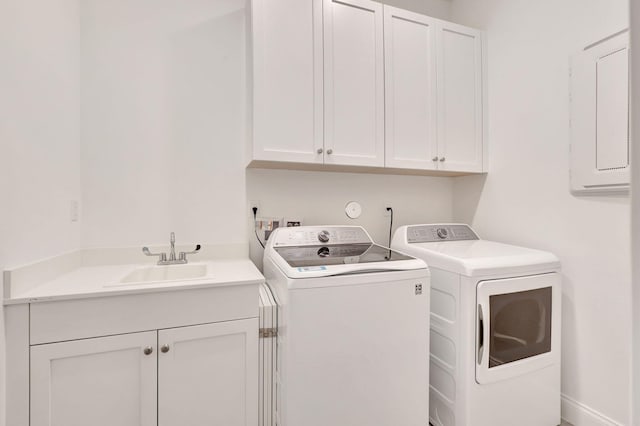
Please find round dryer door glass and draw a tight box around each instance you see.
[488,287,552,368]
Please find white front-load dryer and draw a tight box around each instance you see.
[263,226,430,426]
[391,224,561,426]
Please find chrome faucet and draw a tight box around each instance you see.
[169,232,177,261]
[143,232,201,265]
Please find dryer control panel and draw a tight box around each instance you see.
[407,224,479,243]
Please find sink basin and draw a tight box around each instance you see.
[111,264,208,286]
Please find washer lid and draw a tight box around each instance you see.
[271,243,427,278]
[266,225,428,278]
[393,238,559,277]
[274,243,414,268]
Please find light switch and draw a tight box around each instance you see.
[70,200,79,222]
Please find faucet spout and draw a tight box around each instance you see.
[169,232,176,261]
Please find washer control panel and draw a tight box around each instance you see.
[272,226,373,247]
[407,224,479,243]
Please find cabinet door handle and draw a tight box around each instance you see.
[143,346,153,356]
[317,148,323,154]
[326,149,333,155]
[161,344,170,353]
[432,156,438,161]
[439,157,446,162]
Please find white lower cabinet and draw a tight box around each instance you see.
[31,319,258,426]
[31,331,158,426]
[159,320,258,426]
[25,284,260,426]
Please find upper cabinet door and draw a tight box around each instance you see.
[436,22,484,172]
[384,6,438,170]
[323,0,385,167]
[251,0,323,164]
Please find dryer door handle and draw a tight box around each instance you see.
[477,304,485,365]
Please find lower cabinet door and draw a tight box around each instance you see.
[158,318,259,426]
[30,331,158,426]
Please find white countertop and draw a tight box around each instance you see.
[4,246,264,305]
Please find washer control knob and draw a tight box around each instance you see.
[318,230,330,243]
[317,247,330,257]
[436,228,449,239]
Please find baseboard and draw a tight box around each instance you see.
[561,394,624,426]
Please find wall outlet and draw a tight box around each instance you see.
[249,200,261,214]
[285,217,304,227]
[255,217,284,241]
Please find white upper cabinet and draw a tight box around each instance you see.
[436,22,484,173]
[384,6,438,170]
[251,0,323,164]
[570,30,629,194]
[323,0,385,167]
[250,1,485,174]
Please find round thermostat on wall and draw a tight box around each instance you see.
[345,201,362,219]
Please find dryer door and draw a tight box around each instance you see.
[476,273,560,384]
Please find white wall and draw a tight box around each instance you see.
[0,0,82,268]
[0,2,82,425]
[247,169,454,267]
[450,0,630,424]
[78,0,451,255]
[80,0,248,249]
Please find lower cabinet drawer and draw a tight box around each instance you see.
[30,284,258,345]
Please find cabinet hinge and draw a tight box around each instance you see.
[260,327,278,338]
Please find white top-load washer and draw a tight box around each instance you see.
[391,224,561,426]
[263,225,430,426]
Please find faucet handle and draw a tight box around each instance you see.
[178,244,201,261]
[143,247,167,262]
